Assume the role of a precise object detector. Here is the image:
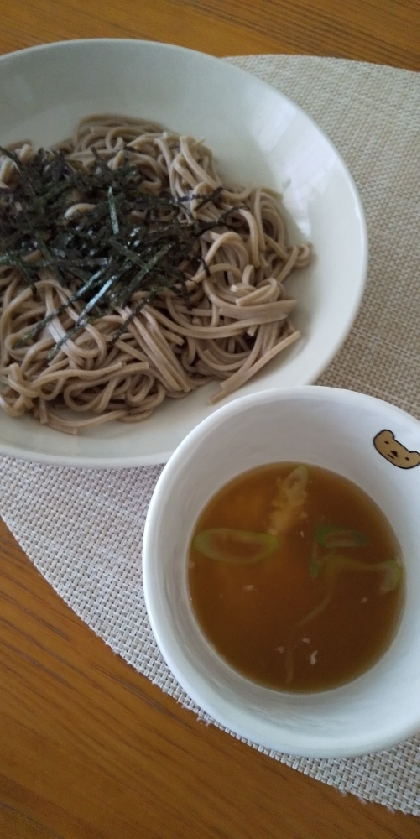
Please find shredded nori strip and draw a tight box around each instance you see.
[0,143,236,354]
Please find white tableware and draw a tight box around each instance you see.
[0,40,366,467]
[143,386,420,757]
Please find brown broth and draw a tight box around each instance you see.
[188,464,404,692]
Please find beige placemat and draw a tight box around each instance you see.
[1,56,420,815]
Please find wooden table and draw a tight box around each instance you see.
[1,3,419,837]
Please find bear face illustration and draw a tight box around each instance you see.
[373,430,420,469]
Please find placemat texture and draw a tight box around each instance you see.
[1,56,419,815]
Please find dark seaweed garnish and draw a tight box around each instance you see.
[0,144,234,356]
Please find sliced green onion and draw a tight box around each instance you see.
[322,553,402,592]
[192,528,279,564]
[314,524,369,548]
[377,559,403,594]
[309,542,321,579]
[299,554,402,628]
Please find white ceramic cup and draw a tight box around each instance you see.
[143,387,420,757]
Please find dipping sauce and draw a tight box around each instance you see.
[188,463,403,692]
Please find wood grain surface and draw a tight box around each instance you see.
[1,3,419,838]
[1,0,419,69]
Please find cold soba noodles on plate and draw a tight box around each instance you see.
[189,463,404,692]
[0,115,310,434]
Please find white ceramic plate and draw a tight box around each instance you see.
[0,40,367,467]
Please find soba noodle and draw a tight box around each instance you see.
[0,115,310,434]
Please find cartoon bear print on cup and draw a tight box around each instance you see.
[374,430,420,469]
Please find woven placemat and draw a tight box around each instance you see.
[1,56,419,815]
